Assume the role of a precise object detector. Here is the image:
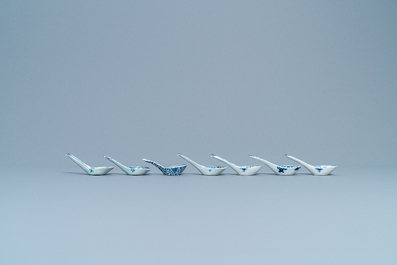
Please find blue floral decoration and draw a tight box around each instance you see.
[315,167,323,172]
[277,166,286,173]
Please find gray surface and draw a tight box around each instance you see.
[1,166,396,264]
[1,1,396,168]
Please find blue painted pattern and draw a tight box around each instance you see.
[315,167,323,172]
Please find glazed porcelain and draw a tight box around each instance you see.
[177,153,226,176]
[249,155,300,175]
[66,153,113,176]
[104,156,150,175]
[285,154,337,176]
[210,154,262,176]
[142,158,187,175]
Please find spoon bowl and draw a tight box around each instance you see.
[285,154,337,176]
[211,154,262,176]
[177,153,226,175]
[249,155,300,175]
[104,156,150,175]
[143,158,187,175]
[66,153,113,176]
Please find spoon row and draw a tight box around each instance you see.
[66,153,337,176]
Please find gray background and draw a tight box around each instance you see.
[1,0,396,168]
[1,1,397,264]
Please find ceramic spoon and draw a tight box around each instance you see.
[66,153,113,176]
[104,156,150,175]
[210,154,262,176]
[142,158,187,175]
[285,154,337,176]
[249,155,300,175]
[177,153,226,176]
